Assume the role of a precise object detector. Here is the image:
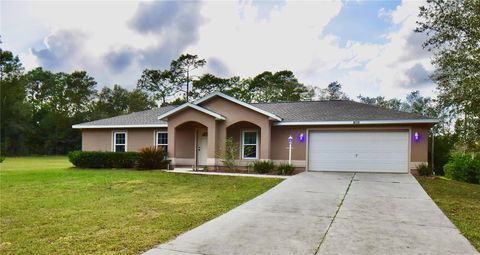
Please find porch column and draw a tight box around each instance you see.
[167,124,175,163]
[260,123,271,160]
[216,122,227,163]
[207,123,217,165]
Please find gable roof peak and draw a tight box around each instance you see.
[194,91,283,121]
[157,102,226,121]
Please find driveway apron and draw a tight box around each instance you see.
[317,173,478,255]
[144,172,478,255]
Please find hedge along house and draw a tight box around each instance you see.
[73,92,438,173]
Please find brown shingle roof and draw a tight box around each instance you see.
[253,100,429,122]
[73,100,434,128]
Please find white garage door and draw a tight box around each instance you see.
[308,131,409,173]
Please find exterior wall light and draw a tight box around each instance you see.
[298,133,305,142]
[414,132,420,142]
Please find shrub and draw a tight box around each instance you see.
[218,137,239,172]
[246,161,255,173]
[472,155,480,183]
[136,147,170,170]
[252,160,275,174]
[429,134,456,175]
[0,157,4,163]
[276,163,295,175]
[416,163,433,176]
[444,153,479,184]
[68,151,140,168]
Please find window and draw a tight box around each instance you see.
[242,130,258,159]
[156,131,168,153]
[113,132,127,152]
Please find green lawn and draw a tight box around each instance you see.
[0,157,282,255]
[417,177,480,251]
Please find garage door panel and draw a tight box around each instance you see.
[357,153,406,161]
[308,131,408,173]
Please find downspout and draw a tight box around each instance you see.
[431,132,435,176]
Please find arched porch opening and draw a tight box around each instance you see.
[226,121,262,160]
[174,121,209,167]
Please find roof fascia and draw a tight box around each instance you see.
[157,102,226,120]
[193,91,282,121]
[274,119,439,126]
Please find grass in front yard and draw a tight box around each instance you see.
[0,157,282,254]
[417,177,480,251]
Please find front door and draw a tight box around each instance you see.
[197,130,208,166]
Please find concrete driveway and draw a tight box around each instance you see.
[144,172,478,255]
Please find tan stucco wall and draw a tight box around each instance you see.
[167,108,217,159]
[226,121,262,159]
[81,122,431,171]
[174,122,200,158]
[410,125,429,162]
[271,126,307,161]
[127,128,157,152]
[270,124,431,169]
[200,97,272,159]
[82,129,112,151]
[80,97,432,172]
[81,128,166,152]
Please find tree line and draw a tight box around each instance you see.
[1,0,479,173]
[136,53,317,105]
[1,47,438,157]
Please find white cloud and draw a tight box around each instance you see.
[338,0,435,98]
[190,1,343,78]
[1,0,435,99]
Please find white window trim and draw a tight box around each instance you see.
[113,131,127,152]
[155,131,168,148]
[241,130,259,160]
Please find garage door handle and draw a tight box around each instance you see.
[355,153,358,157]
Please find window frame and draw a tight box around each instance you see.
[113,131,127,152]
[241,130,259,160]
[155,131,168,153]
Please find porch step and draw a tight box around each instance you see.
[172,167,194,171]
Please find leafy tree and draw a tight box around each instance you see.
[23,68,97,154]
[25,69,97,116]
[358,91,435,116]
[128,88,155,112]
[94,85,130,118]
[217,137,240,172]
[0,48,23,80]
[23,68,56,113]
[161,97,187,106]
[247,70,311,103]
[318,81,349,100]
[221,77,255,103]
[63,71,98,116]
[170,54,206,102]
[93,85,155,119]
[429,133,456,175]
[0,48,31,155]
[357,95,402,111]
[416,0,480,151]
[401,91,436,117]
[137,69,174,105]
[191,73,233,99]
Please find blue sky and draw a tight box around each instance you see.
[0,0,435,99]
[323,0,401,46]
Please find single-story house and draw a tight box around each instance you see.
[73,92,437,173]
